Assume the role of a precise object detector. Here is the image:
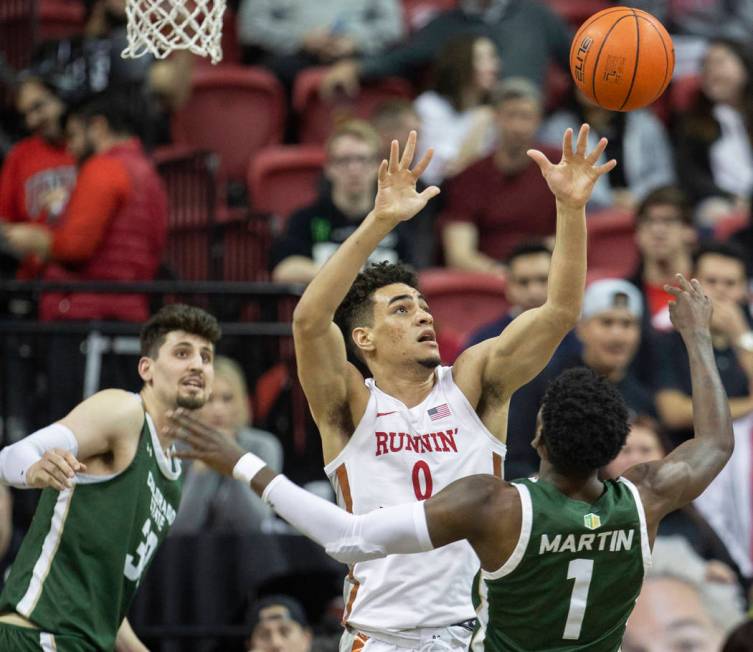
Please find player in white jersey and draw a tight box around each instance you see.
[281,127,613,650]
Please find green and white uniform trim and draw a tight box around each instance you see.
[0,394,182,651]
[471,476,650,652]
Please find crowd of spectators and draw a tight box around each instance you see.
[2,0,753,646]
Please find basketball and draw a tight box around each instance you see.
[570,6,675,112]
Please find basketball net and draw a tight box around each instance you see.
[122,0,226,64]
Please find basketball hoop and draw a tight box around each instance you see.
[122,0,226,64]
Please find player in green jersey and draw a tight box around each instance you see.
[0,304,220,651]
[169,272,732,651]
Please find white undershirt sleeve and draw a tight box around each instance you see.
[261,474,435,564]
[0,423,78,488]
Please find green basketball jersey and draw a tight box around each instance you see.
[0,398,182,651]
[472,477,650,652]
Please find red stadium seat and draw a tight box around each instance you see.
[172,65,286,185]
[543,0,611,28]
[0,0,83,71]
[418,269,508,362]
[587,208,639,278]
[402,0,457,31]
[248,145,326,229]
[669,74,701,113]
[220,216,273,281]
[153,145,219,280]
[39,0,85,40]
[544,63,571,112]
[714,209,749,241]
[293,67,414,144]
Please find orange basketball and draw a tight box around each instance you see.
[570,6,675,112]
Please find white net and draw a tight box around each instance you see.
[122,0,226,64]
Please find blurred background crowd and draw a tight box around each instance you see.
[1,0,753,650]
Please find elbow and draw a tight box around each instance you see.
[292,302,327,337]
[544,303,580,332]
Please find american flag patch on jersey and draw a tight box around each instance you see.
[428,403,451,421]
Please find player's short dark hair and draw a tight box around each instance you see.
[692,240,747,275]
[506,241,552,267]
[334,261,418,355]
[635,185,692,226]
[540,368,629,475]
[140,304,221,358]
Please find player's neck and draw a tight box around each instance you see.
[371,363,437,408]
[538,463,604,503]
[139,388,174,453]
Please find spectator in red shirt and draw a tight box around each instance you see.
[441,77,559,272]
[1,90,168,322]
[628,186,696,331]
[0,75,76,278]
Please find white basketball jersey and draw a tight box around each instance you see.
[324,366,507,635]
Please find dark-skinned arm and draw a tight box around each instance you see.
[624,275,734,523]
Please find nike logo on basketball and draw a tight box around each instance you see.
[376,411,397,417]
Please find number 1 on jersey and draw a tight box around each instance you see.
[563,558,594,640]
[411,461,433,500]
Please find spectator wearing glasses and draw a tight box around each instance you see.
[270,120,414,283]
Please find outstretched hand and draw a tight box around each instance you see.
[527,123,617,208]
[665,274,713,337]
[372,130,441,226]
[165,409,245,477]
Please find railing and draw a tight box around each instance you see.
[0,279,307,448]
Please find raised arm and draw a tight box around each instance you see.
[292,131,439,460]
[454,125,616,416]
[624,275,734,528]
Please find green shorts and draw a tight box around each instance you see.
[0,622,92,651]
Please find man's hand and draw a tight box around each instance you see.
[166,409,245,476]
[319,59,360,100]
[665,274,713,338]
[372,130,440,226]
[26,450,86,491]
[1,223,52,258]
[527,123,616,209]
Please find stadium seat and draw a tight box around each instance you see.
[587,208,639,278]
[220,216,273,281]
[293,67,414,144]
[544,63,571,112]
[39,0,85,40]
[172,65,286,185]
[248,145,326,230]
[402,0,457,32]
[418,269,508,362]
[153,145,220,280]
[669,74,701,113]
[714,209,749,241]
[543,0,610,28]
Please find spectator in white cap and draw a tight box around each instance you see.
[504,277,656,478]
[565,278,656,419]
